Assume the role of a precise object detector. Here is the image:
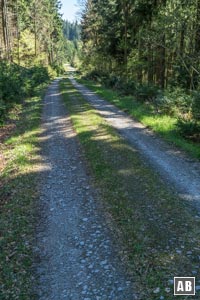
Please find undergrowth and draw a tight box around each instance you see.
[0,84,45,299]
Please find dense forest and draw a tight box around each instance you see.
[81,0,200,140]
[0,0,65,122]
[0,0,64,65]
[63,20,82,67]
[63,20,81,41]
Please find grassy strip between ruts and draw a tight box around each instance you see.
[76,76,200,160]
[60,78,200,300]
[0,84,46,300]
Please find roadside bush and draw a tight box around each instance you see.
[50,64,65,76]
[114,78,137,95]
[176,118,200,140]
[0,99,6,123]
[192,91,200,122]
[175,91,200,140]
[84,70,103,82]
[0,61,52,123]
[166,88,192,115]
[135,84,160,103]
[106,75,120,88]
[30,66,49,85]
[0,62,23,103]
[154,89,192,116]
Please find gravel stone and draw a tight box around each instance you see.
[34,80,136,299]
[153,287,160,294]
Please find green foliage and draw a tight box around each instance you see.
[63,20,81,41]
[81,0,200,92]
[175,91,200,140]
[30,66,50,85]
[155,89,192,115]
[0,61,51,123]
[192,91,200,121]
[0,89,44,299]
[83,70,137,95]
[176,118,200,140]
[135,84,160,103]
[63,20,82,67]
[0,99,6,120]
[78,77,200,158]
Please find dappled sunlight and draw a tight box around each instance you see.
[91,132,112,142]
[47,92,62,97]
[60,77,200,299]
[118,168,135,176]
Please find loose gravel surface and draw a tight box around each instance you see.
[70,77,200,205]
[34,80,136,300]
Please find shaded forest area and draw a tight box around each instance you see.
[0,0,65,123]
[80,0,200,142]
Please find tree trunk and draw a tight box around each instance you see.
[195,0,200,54]
[137,33,143,83]
[16,0,20,65]
[147,43,154,84]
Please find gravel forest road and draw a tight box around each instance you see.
[34,79,136,300]
[70,77,200,206]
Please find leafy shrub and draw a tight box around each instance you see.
[192,91,200,122]
[0,61,52,123]
[84,70,104,82]
[166,88,192,115]
[30,66,50,86]
[50,64,64,76]
[175,91,200,140]
[136,84,160,103]
[0,62,23,103]
[114,78,137,95]
[0,99,6,123]
[176,118,200,139]
[106,75,120,88]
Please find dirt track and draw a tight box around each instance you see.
[70,76,200,206]
[34,79,136,300]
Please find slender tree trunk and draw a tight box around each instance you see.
[195,0,200,53]
[16,0,20,65]
[180,25,185,58]
[137,33,143,83]
[2,0,8,58]
[34,0,37,56]
[192,0,200,88]
[156,0,166,88]
[147,44,154,84]
[147,14,153,84]
[123,0,128,80]
[159,34,166,88]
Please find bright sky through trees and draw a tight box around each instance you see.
[60,0,78,22]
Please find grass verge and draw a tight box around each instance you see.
[0,84,46,299]
[76,77,200,159]
[60,78,200,300]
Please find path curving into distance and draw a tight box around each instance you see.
[70,76,200,206]
[34,79,136,300]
